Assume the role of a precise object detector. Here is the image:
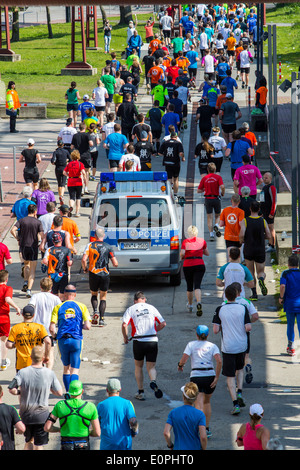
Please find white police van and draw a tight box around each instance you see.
[89,171,184,286]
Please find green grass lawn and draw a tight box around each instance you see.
[0,15,159,118]
[264,3,300,84]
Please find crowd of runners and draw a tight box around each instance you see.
[0,3,287,452]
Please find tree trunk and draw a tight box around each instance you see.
[99,5,107,25]
[46,7,53,39]
[11,9,19,43]
[119,6,133,25]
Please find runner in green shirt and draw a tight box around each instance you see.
[44,380,100,450]
[126,50,139,69]
[171,32,184,58]
[151,81,169,109]
[100,67,116,115]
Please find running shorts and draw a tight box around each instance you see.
[133,340,158,362]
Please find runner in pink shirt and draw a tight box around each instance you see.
[233,155,263,198]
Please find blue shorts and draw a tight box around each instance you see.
[105,94,113,103]
[58,337,82,369]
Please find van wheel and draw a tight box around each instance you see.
[170,271,181,286]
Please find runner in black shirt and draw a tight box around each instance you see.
[116,94,138,142]
[19,139,41,190]
[51,140,70,204]
[194,133,215,177]
[134,131,156,170]
[0,386,25,450]
[81,227,118,327]
[146,100,164,153]
[11,204,44,298]
[142,50,155,89]
[195,99,215,137]
[158,132,185,195]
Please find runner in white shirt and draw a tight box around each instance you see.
[201,50,217,79]
[29,277,61,369]
[118,151,141,172]
[177,324,222,438]
[198,29,209,57]
[160,11,173,46]
[213,284,252,415]
[208,127,227,174]
[122,291,166,401]
[239,45,253,89]
[225,281,259,386]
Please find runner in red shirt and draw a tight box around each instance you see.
[180,225,209,316]
[167,60,180,84]
[197,162,225,241]
[0,270,21,371]
[0,242,12,271]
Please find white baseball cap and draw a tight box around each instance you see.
[83,94,89,100]
[27,138,35,145]
[249,403,264,417]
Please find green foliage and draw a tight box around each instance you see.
[0,17,158,118]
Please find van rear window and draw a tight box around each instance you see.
[97,198,171,228]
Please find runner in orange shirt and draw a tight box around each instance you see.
[149,34,162,55]
[215,194,245,258]
[147,60,164,89]
[235,41,244,80]
[175,51,190,73]
[226,33,236,67]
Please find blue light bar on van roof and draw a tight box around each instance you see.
[100,171,168,182]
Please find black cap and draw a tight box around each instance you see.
[59,204,69,213]
[22,305,35,317]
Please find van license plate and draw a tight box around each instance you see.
[121,242,149,250]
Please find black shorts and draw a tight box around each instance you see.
[225,240,241,249]
[109,159,120,169]
[20,246,39,262]
[182,104,188,118]
[199,164,209,175]
[89,271,110,292]
[67,103,79,112]
[240,67,250,74]
[141,162,152,171]
[183,264,206,292]
[95,105,105,112]
[51,274,69,295]
[133,340,158,362]
[24,423,49,446]
[228,50,235,56]
[165,164,180,179]
[190,375,216,395]
[163,30,171,38]
[214,157,223,173]
[68,186,82,201]
[222,351,246,377]
[244,251,266,264]
[55,168,67,187]
[204,197,221,215]
[152,129,162,139]
[188,68,197,78]
[24,169,39,184]
[80,155,92,169]
[91,151,98,169]
[222,123,236,134]
[236,60,241,71]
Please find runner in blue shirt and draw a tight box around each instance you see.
[186,45,200,81]
[11,187,36,220]
[103,123,129,171]
[77,95,95,123]
[97,378,138,450]
[164,382,207,450]
[221,70,238,98]
[216,57,231,85]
